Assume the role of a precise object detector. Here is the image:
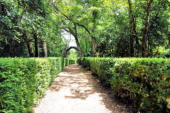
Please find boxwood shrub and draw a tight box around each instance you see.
[78,57,170,113]
[0,57,75,113]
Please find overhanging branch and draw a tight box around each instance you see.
[52,3,91,36]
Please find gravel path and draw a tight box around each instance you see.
[33,64,132,113]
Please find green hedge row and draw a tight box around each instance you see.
[64,58,76,66]
[78,57,170,113]
[0,57,75,113]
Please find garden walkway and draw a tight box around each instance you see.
[33,64,132,113]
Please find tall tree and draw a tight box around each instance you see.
[91,10,97,56]
[142,0,154,57]
[128,0,139,56]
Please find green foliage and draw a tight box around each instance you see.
[67,50,78,59]
[0,57,75,113]
[0,0,169,57]
[0,0,66,57]
[78,57,170,112]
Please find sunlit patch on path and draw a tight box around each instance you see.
[33,64,132,113]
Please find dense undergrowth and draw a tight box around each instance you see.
[78,57,170,113]
[0,57,75,113]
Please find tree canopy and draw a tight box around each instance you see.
[0,0,169,57]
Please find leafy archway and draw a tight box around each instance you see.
[64,46,81,57]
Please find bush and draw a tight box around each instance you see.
[78,57,170,113]
[0,57,75,113]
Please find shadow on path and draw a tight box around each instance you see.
[34,64,133,113]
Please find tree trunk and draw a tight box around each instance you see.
[129,36,134,56]
[42,40,48,57]
[74,24,82,57]
[34,33,39,57]
[27,41,34,57]
[24,33,34,57]
[91,11,97,57]
[134,18,139,56]
[128,0,134,57]
[142,0,154,57]
[128,0,139,57]
[91,37,96,57]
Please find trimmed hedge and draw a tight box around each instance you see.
[78,57,170,113]
[64,58,76,66]
[0,57,75,113]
